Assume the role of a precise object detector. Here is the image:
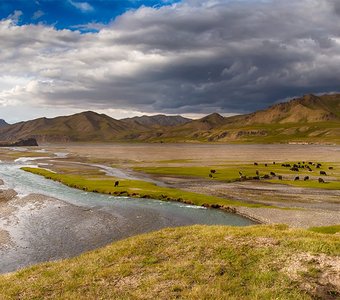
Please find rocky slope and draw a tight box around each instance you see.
[122,114,191,128]
[0,119,9,127]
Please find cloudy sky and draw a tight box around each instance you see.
[0,0,340,123]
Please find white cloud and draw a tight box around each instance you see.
[69,0,94,12]
[0,0,340,122]
[32,10,45,20]
[5,10,23,24]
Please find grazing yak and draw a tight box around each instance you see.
[304,176,309,181]
[318,178,325,183]
[254,162,258,166]
[320,171,327,176]
[270,172,276,176]
[329,167,334,170]
[256,170,259,176]
[278,175,283,180]
[294,176,299,181]
[114,181,119,187]
[210,169,216,174]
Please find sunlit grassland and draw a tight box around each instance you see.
[308,225,340,234]
[134,161,340,189]
[7,151,52,159]
[21,167,267,208]
[0,225,338,299]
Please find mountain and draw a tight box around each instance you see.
[121,115,191,128]
[0,119,9,127]
[235,94,340,125]
[0,111,129,143]
[128,94,340,144]
[0,93,339,144]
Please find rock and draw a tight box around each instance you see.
[0,138,38,147]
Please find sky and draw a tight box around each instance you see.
[0,0,340,123]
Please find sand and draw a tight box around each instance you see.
[51,143,340,163]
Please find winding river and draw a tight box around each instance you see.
[0,160,255,273]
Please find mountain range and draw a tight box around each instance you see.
[0,93,339,144]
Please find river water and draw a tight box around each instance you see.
[0,160,255,273]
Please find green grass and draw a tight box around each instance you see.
[134,161,340,189]
[308,225,340,234]
[0,225,339,299]
[8,151,52,159]
[21,167,267,208]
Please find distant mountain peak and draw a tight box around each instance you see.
[201,113,225,123]
[0,119,9,127]
[122,114,191,127]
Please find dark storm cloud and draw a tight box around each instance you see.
[1,0,340,115]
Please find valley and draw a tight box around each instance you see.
[0,142,339,298]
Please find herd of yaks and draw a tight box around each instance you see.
[209,161,334,183]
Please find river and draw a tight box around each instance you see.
[0,160,255,273]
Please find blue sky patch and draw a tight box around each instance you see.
[0,0,180,31]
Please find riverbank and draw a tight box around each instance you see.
[1,143,340,229]
[21,164,340,228]
[0,164,254,273]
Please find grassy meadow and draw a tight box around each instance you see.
[0,225,338,299]
[134,161,340,190]
[21,167,267,208]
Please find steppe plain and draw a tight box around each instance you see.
[4,143,339,227]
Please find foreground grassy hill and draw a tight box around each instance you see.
[0,225,339,299]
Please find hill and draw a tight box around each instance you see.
[122,114,191,128]
[0,119,8,127]
[0,111,129,143]
[236,93,340,125]
[0,93,339,144]
[0,225,338,299]
[136,94,340,144]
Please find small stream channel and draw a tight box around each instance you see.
[0,159,256,273]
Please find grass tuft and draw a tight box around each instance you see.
[308,225,340,234]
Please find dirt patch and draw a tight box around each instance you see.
[0,189,17,204]
[283,253,340,299]
[0,230,12,249]
[236,207,340,228]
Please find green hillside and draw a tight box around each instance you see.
[0,225,338,299]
